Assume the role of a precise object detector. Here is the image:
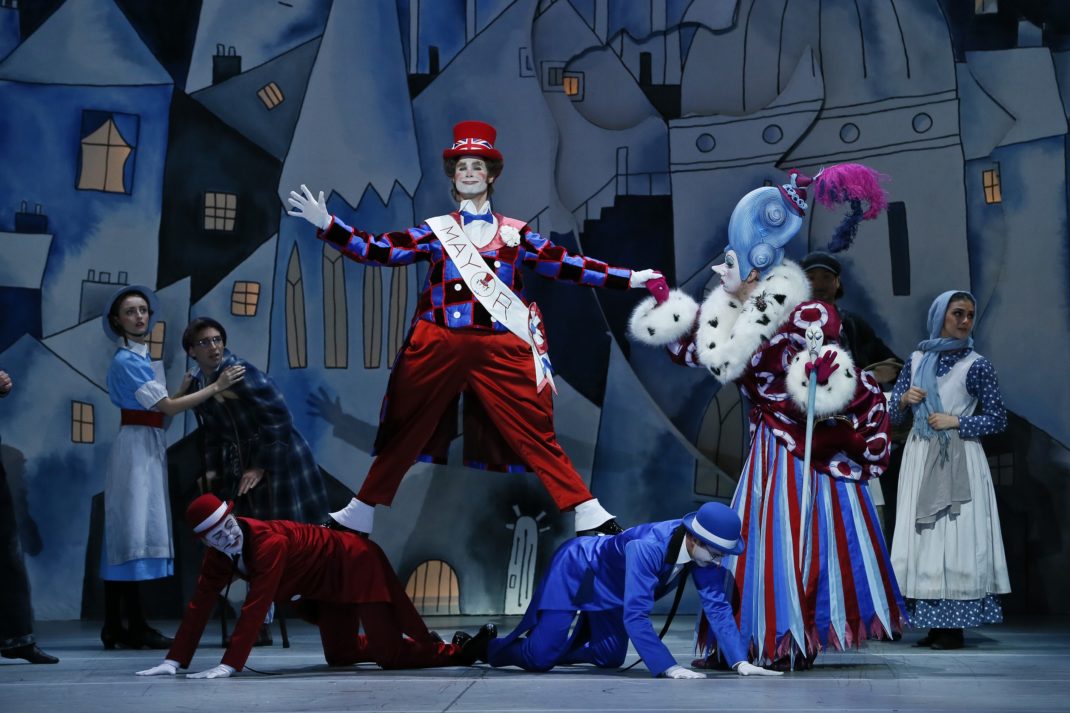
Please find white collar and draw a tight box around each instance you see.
[458,198,492,215]
[119,339,151,358]
[675,538,691,565]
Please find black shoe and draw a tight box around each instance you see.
[128,626,173,650]
[321,518,368,537]
[577,518,624,537]
[914,628,938,647]
[2,644,59,664]
[930,628,964,650]
[458,624,497,665]
[690,654,731,671]
[451,630,472,648]
[100,625,130,650]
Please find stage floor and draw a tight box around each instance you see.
[2,617,1068,712]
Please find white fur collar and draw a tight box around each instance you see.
[693,260,811,383]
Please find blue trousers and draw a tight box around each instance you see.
[487,609,629,672]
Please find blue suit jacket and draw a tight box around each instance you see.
[511,520,748,676]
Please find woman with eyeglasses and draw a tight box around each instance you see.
[100,286,244,651]
[889,291,1010,650]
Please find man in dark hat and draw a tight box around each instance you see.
[481,503,781,679]
[801,251,901,386]
[135,494,482,678]
[287,120,663,538]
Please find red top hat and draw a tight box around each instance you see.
[442,120,503,162]
[186,493,234,535]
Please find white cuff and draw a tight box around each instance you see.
[786,345,858,417]
[628,291,698,346]
[573,498,614,531]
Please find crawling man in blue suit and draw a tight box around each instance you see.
[486,502,783,679]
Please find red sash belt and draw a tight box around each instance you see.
[120,409,164,429]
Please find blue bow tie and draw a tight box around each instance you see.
[460,210,493,225]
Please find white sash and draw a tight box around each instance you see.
[425,214,556,394]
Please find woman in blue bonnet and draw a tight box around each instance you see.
[889,291,1010,650]
[100,285,245,650]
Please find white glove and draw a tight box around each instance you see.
[661,664,706,679]
[135,659,179,676]
[187,663,236,679]
[735,661,783,677]
[286,184,332,231]
[629,268,663,288]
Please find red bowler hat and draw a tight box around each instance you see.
[442,120,503,162]
[186,493,234,536]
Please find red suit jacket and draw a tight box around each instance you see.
[168,518,428,670]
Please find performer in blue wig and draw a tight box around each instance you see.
[889,291,1009,650]
[629,165,906,670]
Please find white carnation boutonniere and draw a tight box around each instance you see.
[499,225,521,247]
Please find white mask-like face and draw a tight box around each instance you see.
[454,157,490,200]
[712,250,744,294]
[203,514,243,556]
[688,537,724,568]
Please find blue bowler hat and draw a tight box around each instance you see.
[101,284,159,341]
[683,502,744,555]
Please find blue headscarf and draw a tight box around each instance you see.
[912,290,975,450]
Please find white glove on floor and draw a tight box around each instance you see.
[135,660,179,676]
[286,184,331,230]
[629,268,663,288]
[661,665,706,679]
[187,663,236,679]
[735,661,783,676]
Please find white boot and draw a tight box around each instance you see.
[329,498,375,534]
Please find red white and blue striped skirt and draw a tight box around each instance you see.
[704,423,907,663]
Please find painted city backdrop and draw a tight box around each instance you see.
[1,0,1068,620]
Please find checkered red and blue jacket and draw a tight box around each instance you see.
[317,213,633,331]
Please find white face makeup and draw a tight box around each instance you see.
[686,534,724,568]
[711,250,744,294]
[203,514,243,556]
[454,157,490,201]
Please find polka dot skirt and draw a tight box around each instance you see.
[906,594,1004,629]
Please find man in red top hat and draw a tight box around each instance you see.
[134,494,484,678]
[287,120,662,538]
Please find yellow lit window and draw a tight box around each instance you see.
[204,192,237,231]
[982,167,1002,204]
[405,560,460,615]
[147,321,166,360]
[231,281,261,316]
[78,119,131,193]
[563,75,580,96]
[72,401,95,443]
[257,81,284,109]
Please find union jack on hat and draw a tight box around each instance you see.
[443,120,503,162]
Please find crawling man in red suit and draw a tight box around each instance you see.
[134,494,475,678]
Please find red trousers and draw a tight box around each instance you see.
[312,601,459,669]
[357,320,593,511]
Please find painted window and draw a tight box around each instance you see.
[78,112,138,194]
[363,269,382,369]
[387,268,409,366]
[322,245,348,368]
[147,321,166,361]
[405,560,460,615]
[257,81,284,109]
[71,401,95,444]
[286,244,307,368]
[504,508,547,615]
[230,281,260,316]
[983,167,1002,204]
[974,0,998,14]
[887,202,911,296]
[694,384,746,499]
[204,192,237,231]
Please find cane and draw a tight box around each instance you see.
[797,325,824,564]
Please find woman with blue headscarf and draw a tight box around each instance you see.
[889,291,1009,651]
